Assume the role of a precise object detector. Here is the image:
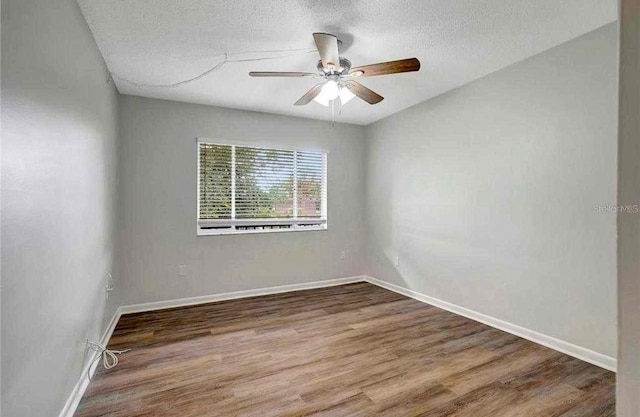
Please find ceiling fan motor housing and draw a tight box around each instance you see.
[317,58,352,76]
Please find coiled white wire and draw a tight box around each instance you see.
[86,341,131,380]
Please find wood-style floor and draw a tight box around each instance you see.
[75,283,615,417]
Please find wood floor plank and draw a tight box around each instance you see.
[75,282,615,417]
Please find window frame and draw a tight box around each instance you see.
[196,139,328,236]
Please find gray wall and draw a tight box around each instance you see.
[117,96,366,305]
[617,0,640,414]
[364,23,618,358]
[1,0,120,416]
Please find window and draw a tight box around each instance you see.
[197,141,327,235]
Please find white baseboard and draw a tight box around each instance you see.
[57,310,121,417]
[58,275,366,417]
[364,275,617,372]
[117,276,367,315]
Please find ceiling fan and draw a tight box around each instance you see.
[249,33,420,107]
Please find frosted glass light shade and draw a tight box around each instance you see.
[318,80,340,100]
[313,94,330,107]
[314,81,355,107]
[339,87,355,105]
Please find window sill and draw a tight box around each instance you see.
[197,218,327,236]
[197,225,327,236]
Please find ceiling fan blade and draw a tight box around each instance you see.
[313,33,340,70]
[294,84,324,106]
[343,80,384,105]
[249,71,318,77]
[349,58,420,77]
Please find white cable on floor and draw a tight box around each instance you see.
[86,341,131,381]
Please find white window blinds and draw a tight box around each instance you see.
[198,142,327,234]
[235,146,294,219]
[296,151,325,218]
[198,144,232,219]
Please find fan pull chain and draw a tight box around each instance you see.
[331,100,335,128]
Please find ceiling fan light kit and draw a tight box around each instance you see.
[249,32,421,110]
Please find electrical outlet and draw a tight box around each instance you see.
[395,256,400,267]
[340,251,346,260]
[105,272,115,299]
[178,265,187,277]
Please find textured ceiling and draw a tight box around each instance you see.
[77,0,617,125]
